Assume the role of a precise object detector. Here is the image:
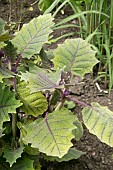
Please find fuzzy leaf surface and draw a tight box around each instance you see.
[0,67,14,83]
[3,146,24,167]
[12,14,54,59]
[53,38,98,77]
[23,108,76,158]
[43,148,85,162]
[20,68,63,92]
[0,84,22,128]
[82,102,113,147]
[16,82,48,116]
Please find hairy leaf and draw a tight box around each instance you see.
[82,102,113,147]
[0,66,14,83]
[23,108,76,158]
[12,14,54,59]
[3,146,24,167]
[0,84,22,128]
[43,148,85,162]
[20,68,63,92]
[16,82,48,116]
[10,156,34,170]
[53,38,98,77]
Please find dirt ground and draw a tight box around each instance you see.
[1,1,113,169]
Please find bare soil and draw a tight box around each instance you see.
[1,1,113,169]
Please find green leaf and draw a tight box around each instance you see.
[20,68,63,93]
[0,18,6,34]
[0,66,14,83]
[53,38,99,77]
[82,102,113,147]
[0,84,22,128]
[72,119,83,141]
[3,41,17,61]
[10,156,34,170]
[64,101,76,109]
[35,163,41,170]
[38,0,53,12]
[22,108,76,158]
[0,32,14,42]
[12,14,54,59]
[0,128,5,138]
[43,148,85,162]
[3,146,24,167]
[24,145,40,155]
[16,82,48,116]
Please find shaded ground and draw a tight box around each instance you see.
[1,1,113,169]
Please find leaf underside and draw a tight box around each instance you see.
[0,67,14,83]
[12,14,54,59]
[23,108,76,158]
[53,38,99,77]
[16,82,48,117]
[43,148,85,162]
[0,84,22,129]
[82,102,113,147]
[20,68,62,93]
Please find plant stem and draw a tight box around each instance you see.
[12,114,17,141]
[67,97,90,107]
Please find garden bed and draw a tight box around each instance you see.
[1,1,113,169]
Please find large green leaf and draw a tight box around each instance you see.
[16,82,48,116]
[12,14,54,59]
[10,156,34,170]
[3,146,24,167]
[0,84,22,128]
[0,66,14,83]
[43,148,85,162]
[53,38,99,77]
[82,102,113,147]
[20,68,63,93]
[22,108,76,158]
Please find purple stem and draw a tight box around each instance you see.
[67,96,90,107]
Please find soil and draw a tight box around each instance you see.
[1,1,113,169]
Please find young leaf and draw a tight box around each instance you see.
[22,108,76,158]
[38,0,53,12]
[0,67,14,83]
[53,38,99,77]
[43,148,85,162]
[0,32,14,42]
[16,82,48,117]
[72,119,83,141]
[12,14,54,59]
[82,102,113,147]
[3,146,24,167]
[10,156,34,170]
[20,68,63,93]
[3,41,17,61]
[0,84,22,128]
